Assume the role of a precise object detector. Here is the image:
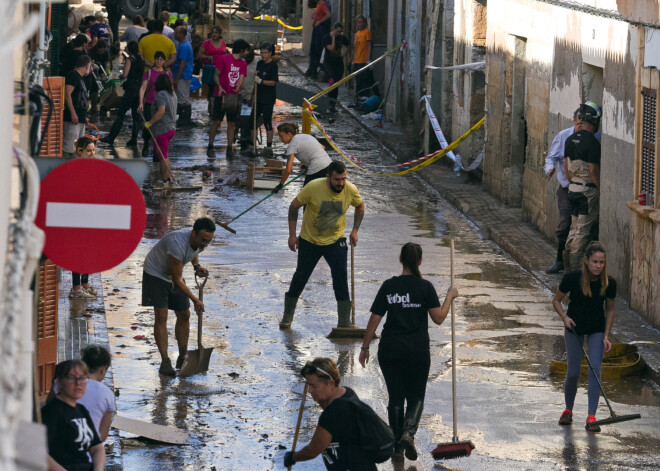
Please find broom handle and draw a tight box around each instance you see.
[351,244,355,326]
[289,383,309,471]
[196,275,207,349]
[253,83,257,150]
[451,239,458,441]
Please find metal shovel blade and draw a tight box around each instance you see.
[178,345,214,377]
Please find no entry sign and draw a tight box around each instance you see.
[35,159,147,273]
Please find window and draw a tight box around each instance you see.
[641,88,656,205]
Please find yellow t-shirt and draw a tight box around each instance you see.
[298,178,363,246]
[138,34,176,66]
[353,29,372,64]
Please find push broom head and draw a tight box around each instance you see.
[431,440,475,460]
[592,413,641,427]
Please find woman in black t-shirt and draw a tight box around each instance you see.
[248,42,279,156]
[359,243,458,463]
[283,358,376,471]
[552,241,616,433]
[41,360,104,471]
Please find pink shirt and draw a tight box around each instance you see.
[212,54,247,97]
[201,39,226,65]
[142,69,172,104]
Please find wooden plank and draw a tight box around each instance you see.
[112,415,189,444]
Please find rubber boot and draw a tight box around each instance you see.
[569,253,583,273]
[337,300,352,328]
[177,104,192,126]
[280,295,298,329]
[400,401,424,461]
[547,244,564,274]
[562,250,571,273]
[388,406,405,463]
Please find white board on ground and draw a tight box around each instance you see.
[112,415,189,444]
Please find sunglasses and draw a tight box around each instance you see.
[301,362,332,379]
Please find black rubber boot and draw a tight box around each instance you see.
[388,406,405,462]
[280,295,298,329]
[400,401,424,461]
[547,244,564,274]
[177,104,193,126]
[562,250,571,273]
[337,300,352,328]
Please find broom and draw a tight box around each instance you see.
[431,239,475,460]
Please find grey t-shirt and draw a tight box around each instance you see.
[143,228,203,282]
[151,90,177,136]
[286,134,332,175]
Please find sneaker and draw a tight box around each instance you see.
[176,354,186,369]
[399,432,418,461]
[585,415,601,432]
[83,286,98,297]
[159,358,176,376]
[126,138,138,146]
[558,409,573,425]
[69,288,94,299]
[99,136,114,146]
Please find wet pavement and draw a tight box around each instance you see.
[89,56,660,470]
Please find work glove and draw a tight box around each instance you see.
[255,76,262,84]
[283,451,295,467]
[144,122,152,129]
[272,183,283,194]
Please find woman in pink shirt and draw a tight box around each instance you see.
[138,51,172,158]
[197,25,227,103]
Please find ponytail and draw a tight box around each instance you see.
[400,242,422,278]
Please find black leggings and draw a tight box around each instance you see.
[72,273,89,287]
[378,352,430,409]
[249,102,274,131]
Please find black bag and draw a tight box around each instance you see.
[342,395,394,464]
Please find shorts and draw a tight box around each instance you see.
[141,272,190,311]
[212,96,238,123]
[154,129,176,161]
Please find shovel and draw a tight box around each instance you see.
[179,275,214,377]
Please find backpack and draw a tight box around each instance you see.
[342,395,395,464]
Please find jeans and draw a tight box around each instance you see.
[286,237,349,301]
[564,329,604,415]
[378,352,431,409]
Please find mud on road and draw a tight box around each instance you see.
[96,57,660,470]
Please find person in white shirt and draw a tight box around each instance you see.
[79,345,116,441]
[545,109,579,274]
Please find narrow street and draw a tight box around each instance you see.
[97,60,660,470]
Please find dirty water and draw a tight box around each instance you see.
[90,57,660,470]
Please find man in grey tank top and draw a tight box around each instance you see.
[142,217,215,376]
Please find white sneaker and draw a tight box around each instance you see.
[69,288,94,299]
[84,286,98,296]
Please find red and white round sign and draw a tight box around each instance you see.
[35,159,146,273]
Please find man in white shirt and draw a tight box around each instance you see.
[545,109,579,273]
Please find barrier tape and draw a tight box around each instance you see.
[308,43,403,103]
[253,15,303,30]
[308,109,485,176]
[420,95,456,163]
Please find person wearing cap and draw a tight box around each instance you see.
[563,101,602,270]
[545,108,580,273]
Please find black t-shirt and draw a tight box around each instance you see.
[256,60,278,105]
[41,398,101,470]
[126,55,145,86]
[564,130,601,166]
[60,48,86,76]
[88,47,110,69]
[64,70,89,123]
[323,33,349,63]
[317,387,378,471]
[370,275,441,358]
[559,270,616,335]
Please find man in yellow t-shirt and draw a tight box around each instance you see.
[138,20,177,68]
[280,160,366,329]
